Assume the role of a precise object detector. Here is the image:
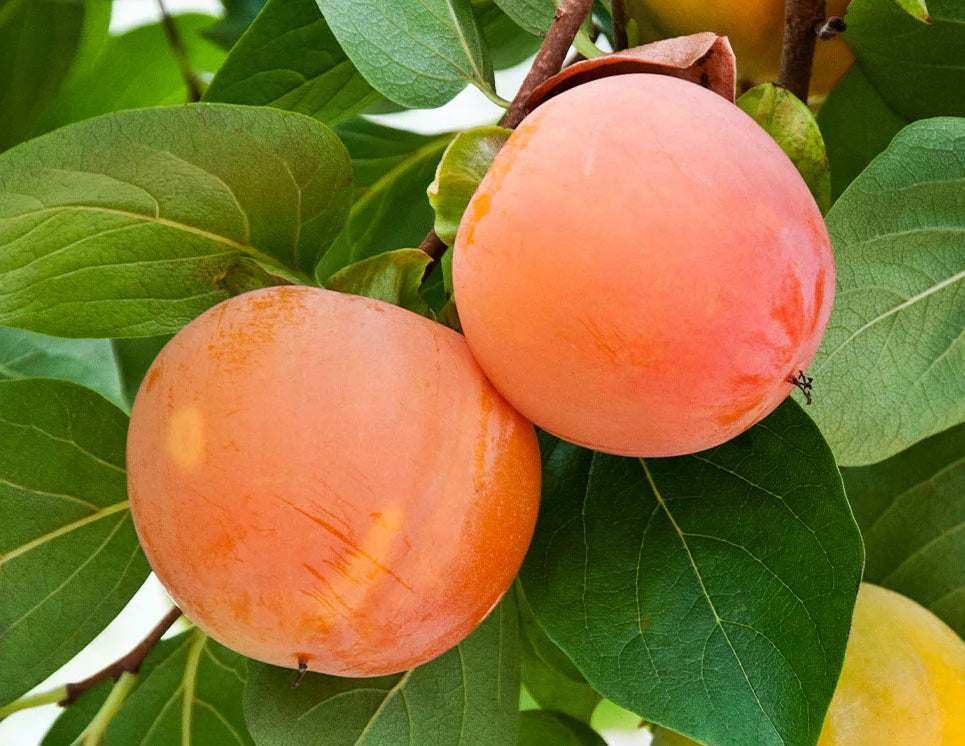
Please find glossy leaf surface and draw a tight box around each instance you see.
[521,402,864,746]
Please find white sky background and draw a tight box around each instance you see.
[0,3,650,744]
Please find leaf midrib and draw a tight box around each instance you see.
[639,458,784,744]
[2,204,312,284]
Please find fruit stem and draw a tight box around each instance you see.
[0,687,69,719]
[610,0,631,51]
[157,0,203,103]
[778,0,827,102]
[501,0,597,129]
[61,605,184,707]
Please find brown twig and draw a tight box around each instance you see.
[611,0,630,51]
[778,0,827,102]
[158,0,203,103]
[418,229,448,262]
[501,0,597,128]
[61,607,183,706]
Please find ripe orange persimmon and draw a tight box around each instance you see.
[626,0,854,98]
[818,583,965,744]
[126,286,541,676]
[453,74,834,458]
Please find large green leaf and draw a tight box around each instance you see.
[517,585,601,723]
[845,0,965,120]
[475,1,542,69]
[203,0,268,48]
[842,423,965,638]
[0,104,352,338]
[0,0,85,150]
[0,379,149,705]
[326,248,433,316]
[316,0,498,108]
[428,125,510,246]
[491,0,556,36]
[316,120,451,283]
[245,594,520,745]
[42,628,254,746]
[737,84,831,214]
[204,0,379,126]
[816,66,908,202]
[0,327,123,407]
[518,711,607,746]
[520,401,864,746]
[34,14,226,134]
[805,118,965,465]
[112,336,172,411]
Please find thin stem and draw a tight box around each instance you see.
[572,29,606,59]
[0,687,69,719]
[501,0,597,128]
[418,230,448,262]
[157,0,203,103]
[75,672,138,746]
[778,0,827,101]
[611,0,630,51]
[474,83,512,109]
[62,606,183,706]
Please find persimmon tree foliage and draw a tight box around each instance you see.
[0,0,963,745]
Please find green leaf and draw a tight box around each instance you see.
[737,84,831,214]
[0,379,149,705]
[428,125,511,245]
[806,118,965,465]
[245,594,520,745]
[203,0,268,48]
[816,66,908,202]
[112,336,172,410]
[517,584,601,723]
[491,0,556,36]
[34,15,227,134]
[316,120,451,283]
[518,711,607,746]
[326,248,433,316]
[0,104,352,338]
[316,0,498,108]
[895,0,932,23]
[204,0,379,126]
[476,1,542,69]
[845,0,965,119]
[0,327,124,408]
[842,423,965,638]
[44,628,254,745]
[651,727,704,746]
[0,0,85,150]
[520,401,864,746]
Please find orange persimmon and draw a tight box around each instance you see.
[453,74,834,457]
[126,286,541,676]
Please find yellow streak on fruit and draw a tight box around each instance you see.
[166,406,204,469]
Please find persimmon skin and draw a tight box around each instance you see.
[453,74,834,457]
[627,0,854,98]
[126,286,541,676]
[818,583,965,745]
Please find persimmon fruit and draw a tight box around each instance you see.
[818,583,965,745]
[626,0,854,98]
[453,74,834,458]
[126,286,541,677]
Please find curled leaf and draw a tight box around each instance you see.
[521,33,736,118]
[428,125,512,247]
